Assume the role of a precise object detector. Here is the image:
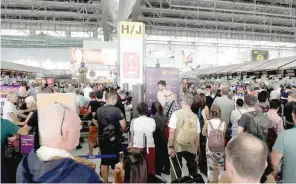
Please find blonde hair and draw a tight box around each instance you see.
[7,91,17,100]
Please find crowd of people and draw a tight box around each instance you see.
[1,80,296,183]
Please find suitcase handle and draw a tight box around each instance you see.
[169,153,184,180]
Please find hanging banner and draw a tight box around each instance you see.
[235,85,245,97]
[1,85,21,98]
[179,49,194,70]
[251,50,269,61]
[119,21,145,86]
[145,68,179,108]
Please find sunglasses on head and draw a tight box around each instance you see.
[54,102,70,136]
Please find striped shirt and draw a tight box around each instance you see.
[163,100,180,121]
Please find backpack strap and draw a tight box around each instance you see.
[217,120,223,130]
[245,112,254,118]
[166,101,175,118]
[209,120,215,130]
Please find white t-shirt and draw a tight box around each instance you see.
[83,87,93,101]
[75,95,84,114]
[230,108,247,137]
[270,90,281,100]
[131,116,156,148]
[168,111,201,134]
[3,101,18,123]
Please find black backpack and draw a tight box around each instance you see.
[98,106,118,144]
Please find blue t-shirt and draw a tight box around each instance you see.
[273,127,296,183]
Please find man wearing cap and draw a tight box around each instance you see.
[16,103,102,183]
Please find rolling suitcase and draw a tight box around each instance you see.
[169,154,205,183]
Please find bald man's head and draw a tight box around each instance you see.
[226,133,268,182]
[39,103,81,152]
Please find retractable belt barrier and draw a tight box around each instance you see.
[77,154,117,159]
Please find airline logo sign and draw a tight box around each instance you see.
[120,21,144,38]
[252,50,269,61]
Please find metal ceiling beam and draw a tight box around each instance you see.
[1,19,100,32]
[146,25,295,43]
[171,4,296,19]
[140,7,295,26]
[144,0,161,18]
[138,17,295,33]
[77,0,93,14]
[170,0,295,12]
[2,0,101,10]
[1,9,101,21]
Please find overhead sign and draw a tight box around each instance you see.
[120,21,144,38]
[252,50,268,61]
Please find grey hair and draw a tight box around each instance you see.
[221,87,230,96]
[75,89,80,95]
[244,94,257,107]
[183,92,194,106]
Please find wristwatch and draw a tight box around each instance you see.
[168,145,174,148]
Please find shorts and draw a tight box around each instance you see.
[88,126,98,144]
[206,150,225,181]
[99,141,121,169]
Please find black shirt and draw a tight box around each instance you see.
[115,93,126,118]
[88,101,106,114]
[94,105,124,138]
[284,101,294,123]
[27,110,40,150]
[206,96,214,109]
[88,101,105,126]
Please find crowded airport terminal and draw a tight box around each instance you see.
[1,0,296,183]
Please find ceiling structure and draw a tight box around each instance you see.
[1,0,296,46]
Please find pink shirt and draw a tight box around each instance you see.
[267,109,284,134]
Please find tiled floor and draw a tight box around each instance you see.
[71,141,207,183]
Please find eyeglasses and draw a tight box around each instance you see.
[54,102,69,136]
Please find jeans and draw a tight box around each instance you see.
[170,151,197,181]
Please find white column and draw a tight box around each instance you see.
[118,21,145,86]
